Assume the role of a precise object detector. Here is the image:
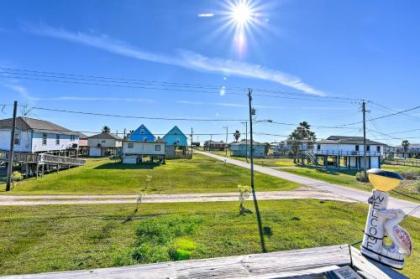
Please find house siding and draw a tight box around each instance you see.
[0,129,78,153]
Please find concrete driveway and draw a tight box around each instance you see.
[197,151,420,218]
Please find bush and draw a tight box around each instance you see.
[168,238,196,261]
[356,171,369,182]
[11,171,23,182]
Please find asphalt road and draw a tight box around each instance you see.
[197,151,420,218]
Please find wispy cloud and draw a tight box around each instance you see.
[197,13,215,17]
[176,100,285,109]
[47,96,155,103]
[25,24,326,96]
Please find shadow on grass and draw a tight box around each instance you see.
[296,165,358,176]
[95,162,161,170]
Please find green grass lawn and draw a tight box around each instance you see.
[208,150,295,167]
[0,154,298,195]
[0,200,419,277]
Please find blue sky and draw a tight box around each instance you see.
[1,0,419,145]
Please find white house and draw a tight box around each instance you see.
[122,140,166,164]
[0,117,79,153]
[88,132,122,157]
[314,136,385,169]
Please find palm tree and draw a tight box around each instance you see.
[288,121,316,164]
[402,140,410,158]
[233,130,241,142]
[102,126,111,134]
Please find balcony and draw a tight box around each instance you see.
[313,150,382,157]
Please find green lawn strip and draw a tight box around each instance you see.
[0,154,298,195]
[0,200,418,277]
[207,151,295,167]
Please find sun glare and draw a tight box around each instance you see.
[230,1,253,27]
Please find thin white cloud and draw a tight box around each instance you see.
[176,100,284,109]
[26,24,326,96]
[198,13,215,17]
[219,85,226,96]
[48,96,155,103]
[2,82,38,103]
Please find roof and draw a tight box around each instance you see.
[128,124,156,141]
[0,117,78,135]
[230,140,265,146]
[318,135,385,145]
[88,132,122,140]
[162,126,187,139]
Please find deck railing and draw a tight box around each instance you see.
[0,150,85,166]
[313,150,382,157]
[39,154,85,166]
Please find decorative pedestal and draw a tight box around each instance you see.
[361,190,404,269]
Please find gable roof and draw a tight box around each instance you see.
[0,117,78,135]
[163,126,187,139]
[318,136,385,145]
[129,124,155,141]
[230,140,265,146]
[88,132,122,140]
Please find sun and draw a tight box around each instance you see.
[230,1,253,27]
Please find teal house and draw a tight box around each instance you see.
[128,124,156,142]
[163,126,188,146]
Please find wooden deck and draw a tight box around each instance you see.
[0,151,85,166]
[0,245,406,279]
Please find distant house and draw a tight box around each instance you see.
[128,124,156,142]
[77,132,89,156]
[0,117,79,153]
[163,126,190,158]
[230,140,267,158]
[314,136,385,169]
[163,126,187,146]
[122,140,165,164]
[395,143,420,159]
[88,132,122,157]
[204,140,225,151]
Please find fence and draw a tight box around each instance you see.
[384,158,420,167]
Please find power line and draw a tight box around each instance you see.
[30,106,247,122]
[0,66,362,103]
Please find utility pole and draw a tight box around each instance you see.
[6,101,18,191]
[223,126,229,156]
[190,127,194,155]
[362,100,367,174]
[242,121,248,162]
[248,89,267,253]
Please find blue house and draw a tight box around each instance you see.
[230,140,267,158]
[128,124,156,142]
[163,126,187,146]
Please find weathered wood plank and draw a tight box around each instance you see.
[0,245,351,279]
[350,247,408,279]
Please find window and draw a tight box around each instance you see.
[101,140,106,143]
[155,144,161,151]
[317,144,321,151]
[377,146,381,153]
[14,131,20,145]
[128,142,134,148]
[56,134,60,145]
[70,135,75,141]
[366,145,370,152]
[355,145,359,151]
[42,133,47,145]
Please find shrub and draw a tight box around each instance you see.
[355,171,369,182]
[11,171,23,188]
[168,238,196,261]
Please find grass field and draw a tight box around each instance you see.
[0,200,419,277]
[0,154,298,195]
